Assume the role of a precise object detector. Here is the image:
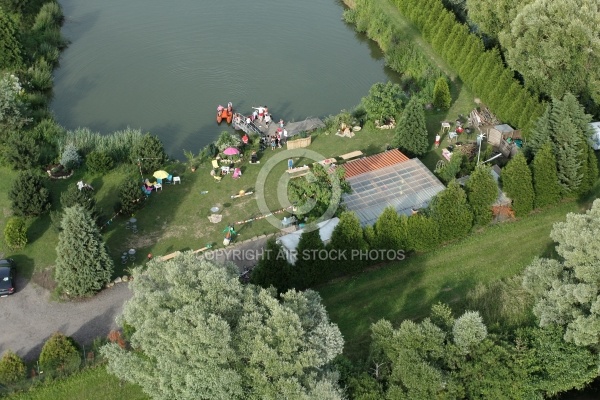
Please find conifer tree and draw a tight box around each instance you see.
[374,207,408,251]
[295,227,326,289]
[394,96,429,156]
[250,238,293,293]
[502,153,534,217]
[329,211,368,274]
[54,206,114,298]
[465,164,498,225]
[405,213,439,252]
[432,77,451,110]
[532,142,561,208]
[430,180,473,241]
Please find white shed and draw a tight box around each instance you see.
[276,218,339,265]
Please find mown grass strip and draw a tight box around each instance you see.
[318,200,585,360]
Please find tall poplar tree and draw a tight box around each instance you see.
[54,205,113,298]
[429,180,473,241]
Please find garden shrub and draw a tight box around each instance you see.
[361,82,404,123]
[9,169,51,216]
[60,143,80,170]
[26,58,53,92]
[0,350,26,385]
[32,1,64,32]
[435,152,463,183]
[4,216,27,250]
[215,131,241,152]
[39,332,81,378]
[32,118,65,144]
[86,150,114,174]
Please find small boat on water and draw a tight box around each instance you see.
[217,102,233,124]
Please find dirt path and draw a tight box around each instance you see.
[0,236,272,361]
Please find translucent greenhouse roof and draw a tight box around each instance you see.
[342,158,446,226]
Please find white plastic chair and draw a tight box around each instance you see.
[173,176,181,184]
[154,183,162,191]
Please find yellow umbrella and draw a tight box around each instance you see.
[153,170,169,179]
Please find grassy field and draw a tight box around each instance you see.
[6,367,147,400]
[317,198,591,360]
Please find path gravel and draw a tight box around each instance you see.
[0,276,132,361]
[0,236,273,361]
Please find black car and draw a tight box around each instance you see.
[0,259,16,296]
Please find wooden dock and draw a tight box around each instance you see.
[233,113,325,138]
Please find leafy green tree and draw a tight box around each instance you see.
[466,0,533,40]
[500,0,600,105]
[0,8,22,70]
[531,142,561,208]
[39,332,81,378]
[3,216,27,250]
[130,133,167,174]
[55,183,100,227]
[523,199,600,346]
[394,96,429,156]
[370,306,537,398]
[361,81,404,122]
[0,73,29,132]
[54,206,114,298]
[101,253,344,400]
[250,238,294,293]
[502,153,534,217]
[432,77,451,110]
[118,176,145,216]
[515,326,598,396]
[430,180,473,241]
[405,213,439,252]
[0,350,26,385]
[4,131,40,170]
[288,164,350,222]
[329,211,368,274]
[465,164,498,225]
[9,169,51,217]
[215,131,241,151]
[452,311,487,354]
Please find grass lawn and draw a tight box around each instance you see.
[317,198,592,360]
[0,126,396,286]
[7,366,147,400]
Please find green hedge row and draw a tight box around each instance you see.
[390,0,545,135]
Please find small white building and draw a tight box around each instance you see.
[589,122,600,150]
[276,218,339,265]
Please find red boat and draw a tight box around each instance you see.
[217,102,233,124]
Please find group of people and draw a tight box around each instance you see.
[268,128,287,150]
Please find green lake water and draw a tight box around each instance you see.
[52,0,397,158]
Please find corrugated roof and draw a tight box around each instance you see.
[343,149,409,179]
[343,158,446,226]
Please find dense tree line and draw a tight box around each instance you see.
[380,0,547,134]
[465,0,600,117]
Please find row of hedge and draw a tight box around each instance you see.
[388,0,546,134]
